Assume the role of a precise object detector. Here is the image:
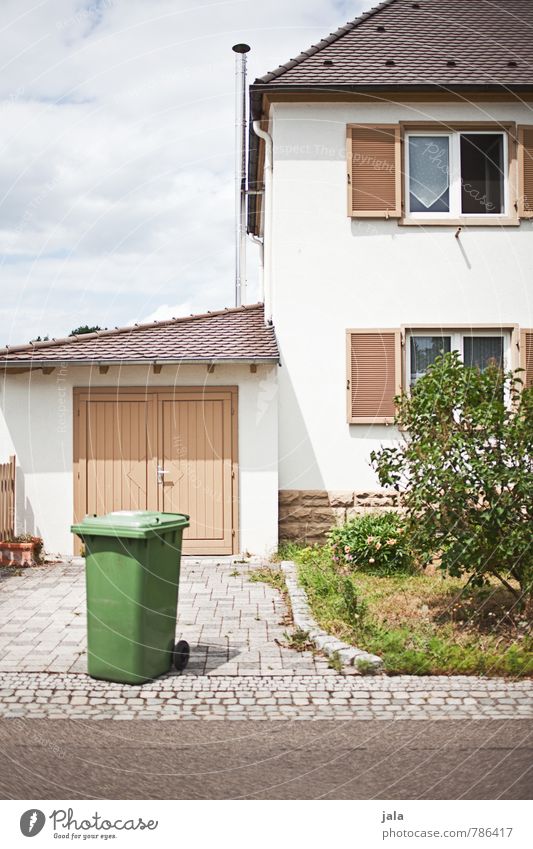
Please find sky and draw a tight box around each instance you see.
[0,0,365,345]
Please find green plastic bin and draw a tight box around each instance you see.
[71,510,190,684]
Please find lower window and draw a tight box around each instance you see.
[407,331,509,387]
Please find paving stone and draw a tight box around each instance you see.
[0,670,530,721]
[1,561,532,722]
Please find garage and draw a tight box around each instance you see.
[0,304,279,557]
[73,387,238,555]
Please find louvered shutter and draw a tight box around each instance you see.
[346,330,402,423]
[518,126,533,218]
[347,125,402,218]
[520,329,533,389]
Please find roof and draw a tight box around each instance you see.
[0,303,279,365]
[255,0,533,88]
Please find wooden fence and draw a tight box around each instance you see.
[0,456,15,540]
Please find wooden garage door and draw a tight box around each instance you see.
[158,392,235,554]
[74,388,237,555]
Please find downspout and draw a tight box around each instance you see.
[232,44,250,307]
[248,232,264,301]
[252,120,273,323]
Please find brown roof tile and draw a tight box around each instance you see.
[255,0,533,88]
[0,303,279,364]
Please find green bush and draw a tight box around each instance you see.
[371,352,533,604]
[327,512,414,575]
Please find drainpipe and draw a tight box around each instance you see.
[252,119,273,323]
[248,232,264,301]
[232,43,250,307]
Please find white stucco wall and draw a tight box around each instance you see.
[0,363,278,556]
[267,99,533,492]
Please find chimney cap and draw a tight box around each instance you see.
[232,43,251,54]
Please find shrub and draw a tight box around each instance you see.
[327,512,414,575]
[371,352,533,605]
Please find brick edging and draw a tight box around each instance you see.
[280,560,383,671]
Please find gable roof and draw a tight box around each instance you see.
[255,0,533,89]
[0,303,279,366]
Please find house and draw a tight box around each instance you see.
[1,0,532,556]
[247,0,533,543]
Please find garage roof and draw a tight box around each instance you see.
[0,303,279,365]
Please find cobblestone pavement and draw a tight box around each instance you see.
[0,560,333,677]
[0,673,531,720]
[1,562,532,722]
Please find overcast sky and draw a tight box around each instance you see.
[0,0,365,345]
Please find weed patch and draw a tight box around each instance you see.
[290,545,532,677]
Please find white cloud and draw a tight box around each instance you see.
[137,301,210,324]
[0,0,366,344]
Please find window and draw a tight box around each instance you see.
[408,136,450,214]
[463,336,504,371]
[409,335,451,387]
[460,134,504,215]
[407,330,510,386]
[406,131,507,218]
[347,123,533,222]
[347,327,519,425]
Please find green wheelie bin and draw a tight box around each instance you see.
[71,510,190,684]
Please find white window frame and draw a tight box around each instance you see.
[405,130,508,220]
[406,329,512,389]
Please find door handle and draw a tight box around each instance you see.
[157,466,169,485]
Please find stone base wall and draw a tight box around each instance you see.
[279,490,400,545]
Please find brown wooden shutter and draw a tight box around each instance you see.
[518,126,533,218]
[347,125,401,218]
[520,329,533,389]
[346,329,402,423]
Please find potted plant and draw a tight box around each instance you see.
[0,534,44,567]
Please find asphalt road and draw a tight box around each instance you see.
[0,719,531,800]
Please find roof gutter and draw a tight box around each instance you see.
[0,357,279,369]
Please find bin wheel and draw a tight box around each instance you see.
[173,640,190,672]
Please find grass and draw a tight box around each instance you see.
[248,566,293,630]
[290,545,532,678]
[328,651,343,673]
[248,566,286,593]
[283,627,315,652]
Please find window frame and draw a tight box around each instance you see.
[404,130,509,220]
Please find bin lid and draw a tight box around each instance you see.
[71,510,190,539]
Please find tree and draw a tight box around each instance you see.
[371,352,533,606]
[69,325,102,336]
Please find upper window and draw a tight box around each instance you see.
[406,131,506,218]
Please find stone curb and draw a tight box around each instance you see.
[280,560,383,671]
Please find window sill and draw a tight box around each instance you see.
[348,418,396,425]
[399,216,520,227]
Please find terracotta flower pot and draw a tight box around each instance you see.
[0,538,42,567]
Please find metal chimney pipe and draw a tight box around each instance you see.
[232,43,250,308]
